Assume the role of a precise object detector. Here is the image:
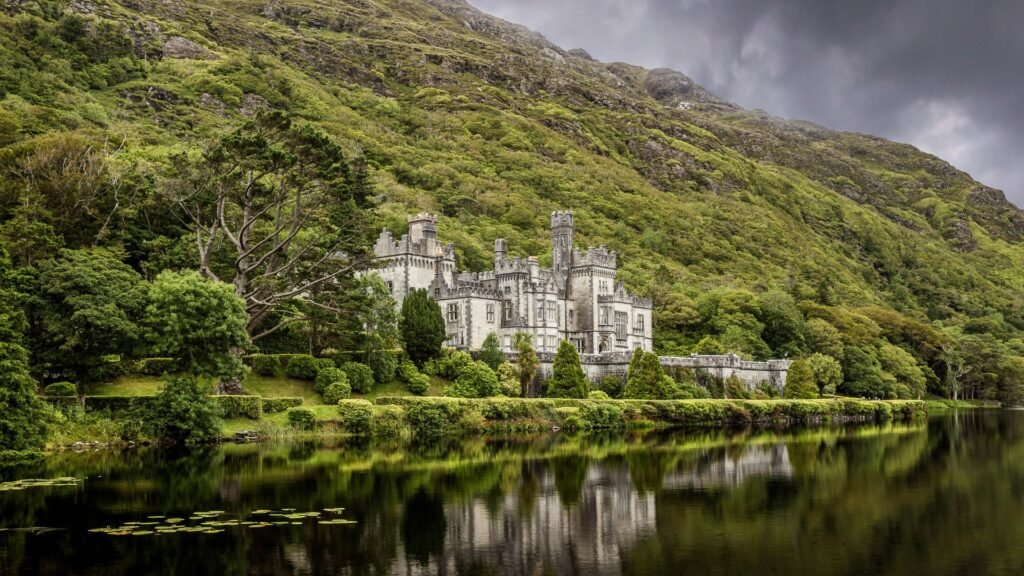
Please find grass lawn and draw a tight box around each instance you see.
[242,374,324,405]
[87,375,164,396]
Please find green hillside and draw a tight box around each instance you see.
[1,0,1023,402]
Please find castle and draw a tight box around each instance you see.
[369,211,654,355]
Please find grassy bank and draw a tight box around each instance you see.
[924,398,1002,411]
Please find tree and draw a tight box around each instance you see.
[623,351,667,399]
[756,290,806,357]
[513,332,539,397]
[400,289,445,367]
[725,374,749,399]
[143,271,251,381]
[446,360,499,398]
[0,250,51,453]
[808,353,843,396]
[805,318,845,359]
[784,359,818,399]
[30,248,146,385]
[168,110,374,340]
[841,345,894,399]
[547,340,589,398]
[479,332,505,371]
[692,336,724,355]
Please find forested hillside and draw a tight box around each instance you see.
[1,0,1023,402]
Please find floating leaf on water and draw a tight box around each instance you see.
[202,529,224,534]
[251,510,271,515]
[323,508,345,514]
[281,508,296,512]
[318,519,357,525]
[165,518,184,524]
[290,522,302,526]
[132,531,154,536]
[147,516,165,519]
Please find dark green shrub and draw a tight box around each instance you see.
[138,357,176,376]
[497,361,521,397]
[314,357,335,373]
[408,373,430,395]
[588,390,610,400]
[315,367,347,394]
[285,355,319,380]
[324,380,352,404]
[404,402,454,439]
[397,359,420,382]
[337,400,372,435]
[44,381,77,397]
[261,397,303,413]
[367,350,397,384]
[150,375,221,446]
[118,419,144,442]
[84,396,157,413]
[446,360,499,398]
[250,355,281,377]
[424,348,473,380]
[287,407,316,430]
[371,406,407,439]
[212,395,262,419]
[341,362,374,394]
[596,374,624,398]
[581,403,624,428]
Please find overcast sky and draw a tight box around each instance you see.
[468,0,1024,206]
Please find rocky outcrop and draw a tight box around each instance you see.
[161,35,217,59]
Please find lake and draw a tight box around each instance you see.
[2,411,1023,575]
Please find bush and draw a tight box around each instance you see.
[596,374,624,398]
[588,390,610,400]
[580,403,624,429]
[261,397,303,413]
[250,355,282,377]
[367,350,397,384]
[424,348,473,380]
[404,402,455,439]
[497,361,521,397]
[118,419,145,442]
[785,359,819,399]
[44,381,77,397]
[83,396,157,413]
[371,405,407,439]
[337,400,373,435]
[324,380,352,404]
[150,375,220,446]
[397,359,420,382]
[446,360,500,398]
[407,373,431,395]
[341,362,374,394]
[314,357,335,373]
[287,407,316,430]
[315,367,347,394]
[212,395,262,420]
[285,355,319,380]
[138,358,176,377]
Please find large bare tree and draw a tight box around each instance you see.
[168,111,373,340]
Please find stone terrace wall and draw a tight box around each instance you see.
[509,351,791,394]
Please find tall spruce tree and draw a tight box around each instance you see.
[0,250,51,453]
[400,289,445,367]
[513,332,539,397]
[547,340,589,398]
[623,351,667,399]
[479,332,505,370]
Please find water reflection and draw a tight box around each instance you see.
[2,413,1024,575]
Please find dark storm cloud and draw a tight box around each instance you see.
[468,0,1024,205]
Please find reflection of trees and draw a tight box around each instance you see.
[401,488,446,566]
[552,455,590,506]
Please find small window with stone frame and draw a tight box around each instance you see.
[447,303,459,322]
[615,311,628,341]
[486,303,495,323]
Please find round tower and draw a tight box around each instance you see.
[551,210,574,273]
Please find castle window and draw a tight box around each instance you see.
[546,301,557,325]
[504,286,511,294]
[615,312,628,341]
[504,300,513,321]
[503,335,511,350]
[536,302,545,322]
[536,335,544,350]
[600,306,610,325]
[447,303,459,322]
[386,280,394,293]
[568,310,575,325]
[486,303,495,323]
[547,335,558,349]
[635,314,645,333]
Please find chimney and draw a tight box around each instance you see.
[494,238,507,264]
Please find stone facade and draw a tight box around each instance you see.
[366,211,654,355]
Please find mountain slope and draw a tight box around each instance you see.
[1,0,1023,398]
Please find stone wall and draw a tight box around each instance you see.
[508,351,791,394]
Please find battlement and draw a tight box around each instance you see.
[407,212,437,225]
[437,283,502,300]
[573,245,617,268]
[551,210,574,228]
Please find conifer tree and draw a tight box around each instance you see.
[479,332,505,370]
[547,340,589,398]
[784,359,818,399]
[513,332,539,397]
[623,351,667,399]
[0,250,51,453]
[400,289,445,367]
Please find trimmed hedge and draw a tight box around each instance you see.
[287,408,316,430]
[285,355,320,380]
[212,395,262,420]
[261,397,304,414]
[84,396,157,413]
[44,381,77,397]
[340,362,374,394]
[364,397,926,436]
